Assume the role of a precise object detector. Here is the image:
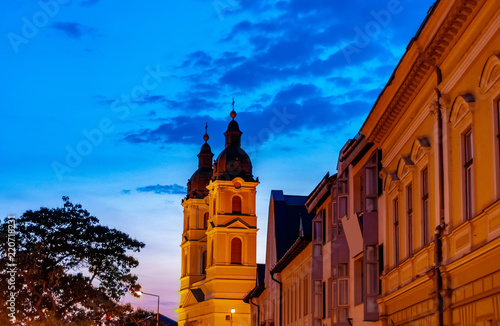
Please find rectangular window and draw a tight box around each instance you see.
[338,171,349,221]
[364,152,379,213]
[322,209,326,245]
[365,245,379,317]
[322,282,326,319]
[314,280,322,318]
[407,184,413,256]
[339,197,348,218]
[313,244,322,257]
[422,168,430,246]
[313,220,323,243]
[464,130,473,220]
[354,255,363,305]
[338,263,349,307]
[394,198,399,266]
[338,279,348,306]
[332,201,338,241]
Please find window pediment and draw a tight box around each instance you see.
[410,138,431,163]
[449,93,475,128]
[479,54,500,94]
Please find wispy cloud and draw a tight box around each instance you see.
[136,184,187,195]
[51,22,98,39]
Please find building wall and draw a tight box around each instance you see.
[244,1,500,326]
[374,1,500,325]
[282,244,313,326]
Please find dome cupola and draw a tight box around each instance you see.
[187,124,214,198]
[213,100,254,181]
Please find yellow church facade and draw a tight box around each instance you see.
[177,109,258,326]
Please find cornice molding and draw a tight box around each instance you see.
[368,0,481,144]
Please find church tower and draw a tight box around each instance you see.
[177,104,258,326]
[179,126,213,312]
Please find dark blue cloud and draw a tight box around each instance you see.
[51,22,98,39]
[136,184,187,195]
[119,0,434,153]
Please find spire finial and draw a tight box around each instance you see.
[230,98,237,119]
[203,122,209,142]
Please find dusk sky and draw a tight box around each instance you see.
[1,0,435,319]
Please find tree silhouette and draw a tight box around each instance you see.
[0,196,145,324]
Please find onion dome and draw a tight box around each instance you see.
[213,101,254,181]
[187,124,213,198]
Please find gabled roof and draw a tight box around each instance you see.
[270,190,314,264]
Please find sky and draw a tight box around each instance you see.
[1,0,436,319]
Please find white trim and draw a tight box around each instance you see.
[382,97,435,167]
[441,9,500,94]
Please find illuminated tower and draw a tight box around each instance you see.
[178,126,213,314]
[177,105,258,326]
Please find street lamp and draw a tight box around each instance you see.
[135,291,160,326]
[230,308,235,326]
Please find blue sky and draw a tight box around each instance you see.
[1,0,435,319]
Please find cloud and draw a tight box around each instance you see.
[51,22,98,39]
[121,190,131,195]
[136,184,187,195]
[117,0,434,156]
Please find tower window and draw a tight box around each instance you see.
[232,196,242,214]
[202,250,207,274]
[231,237,242,264]
[203,212,209,229]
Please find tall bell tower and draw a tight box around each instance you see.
[177,104,258,326]
[205,107,259,325]
[179,126,213,312]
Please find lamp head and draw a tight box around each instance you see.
[231,309,236,314]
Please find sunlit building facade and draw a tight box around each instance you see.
[177,108,258,326]
[371,0,500,324]
[244,0,500,325]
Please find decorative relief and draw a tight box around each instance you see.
[479,54,500,93]
[396,156,415,180]
[449,93,476,128]
[410,138,431,163]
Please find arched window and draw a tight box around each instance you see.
[210,241,214,266]
[213,199,216,216]
[182,252,187,276]
[203,212,209,229]
[231,237,242,264]
[232,196,242,214]
[202,251,207,274]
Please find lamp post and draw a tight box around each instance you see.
[230,308,235,326]
[135,291,160,326]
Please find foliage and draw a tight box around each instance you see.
[0,197,145,324]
